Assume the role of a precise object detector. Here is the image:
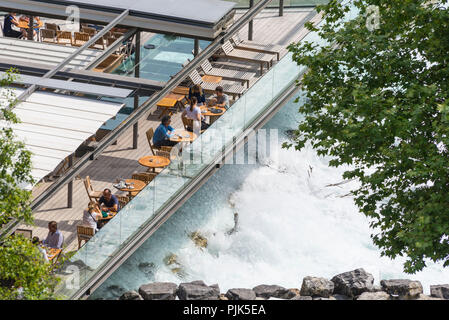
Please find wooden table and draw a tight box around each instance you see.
[172,86,190,95]
[44,247,62,262]
[115,179,146,196]
[98,210,117,221]
[17,19,43,29]
[200,106,226,124]
[157,93,186,119]
[138,155,171,172]
[169,130,197,143]
[202,75,222,83]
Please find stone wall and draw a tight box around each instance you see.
[117,268,449,300]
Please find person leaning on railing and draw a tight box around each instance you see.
[153,115,178,147]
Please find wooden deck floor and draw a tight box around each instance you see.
[19,7,318,253]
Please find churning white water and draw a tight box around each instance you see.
[90,96,449,299]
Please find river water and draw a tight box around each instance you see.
[90,94,449,299]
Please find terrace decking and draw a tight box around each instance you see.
[18,7,318,253]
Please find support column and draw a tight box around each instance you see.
[279,0,284,17]
[248,0,254,40]
[194,38,200,56]
[67,155,73,208]
[133,31,141,149]
[27,16,34,40]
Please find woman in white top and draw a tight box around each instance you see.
[182,96,210,132]
[82,201,101,233]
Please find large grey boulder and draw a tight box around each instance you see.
[357,291,390,300]
[177,280,220,300]
[252,284,289,299]
[380,279,423,299]
[225,288,256,300]
[430,284,449,299]
[138,282,178,300]
[331,268,374,297]
[415,294,443,300]
[300,276,334,298]
[119,290,143,300]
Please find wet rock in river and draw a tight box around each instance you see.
[300,276,334,298]
[177,280,220,300]
[138,282,178,300]
[119,290,143,300]
[430,284,449,299]
[138,262,156,278]
[252,284,289,299]
[380,279,423,299]
[331,268,374,297]
[225,288,257,300]
[189,231,208,248]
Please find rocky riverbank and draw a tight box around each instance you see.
[115,268,449,300]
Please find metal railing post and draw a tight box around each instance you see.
[248,0,254,40]
[133,31,141,149]
[67,155,73,208]
[279,0,284,16]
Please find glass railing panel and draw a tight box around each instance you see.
[57,1,359,298]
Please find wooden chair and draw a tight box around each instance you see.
[83,176,102,202]
[116,195,130,209]
[56,31,72,45]
[89,36,105,50]
[73,32,90,47]
[215,40,275,75]
[14,229,32,239]
[45,22,58,31]
[199,59,255,88]
[81,26,96,36]
[230,33,281,61]
[188,69,246,99]
[146,128,158,155]
[77,225,95,249]
[40,28,56,43]
[132,172,157,185]
[156,150,172,160]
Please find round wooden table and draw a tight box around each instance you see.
[169,130,197,143]
[138,155,171,172]
[98,210,117,221]
[17,19,43,29]
[115,179,146,196]
[201,106,226,124]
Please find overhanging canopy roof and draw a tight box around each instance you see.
[0,37,102,69]
[0,87,124,184]
[2,0,236,39]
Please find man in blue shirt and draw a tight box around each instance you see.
[42,221,64,249]
[3,13,25,38]
[98,188,119,212]
[153,115,178,147]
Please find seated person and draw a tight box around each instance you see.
[188,84,206,106]
[207,86,230,110]
[98,189,119,212]
[3,13,26,38]
[182,96,209,132]
[42,221,64,249]
[83,201,102,232]
[153,115,178,147]
[32,236,49,263]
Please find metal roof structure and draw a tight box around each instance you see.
[0,37,103,69]
[0,87,123,184]
[2,0,236,39]
[2,72,132,98]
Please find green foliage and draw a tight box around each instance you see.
[287,0,449,273]
[0,69,34,226]
[0,69,58,299]
[0,235,58,300]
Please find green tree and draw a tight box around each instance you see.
[287,0,449,273]
[0,69,58,299]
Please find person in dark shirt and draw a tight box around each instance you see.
[153,115,177,147]
[188,84,206,106]
[3,13,25,38]
[98,188,119,212]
